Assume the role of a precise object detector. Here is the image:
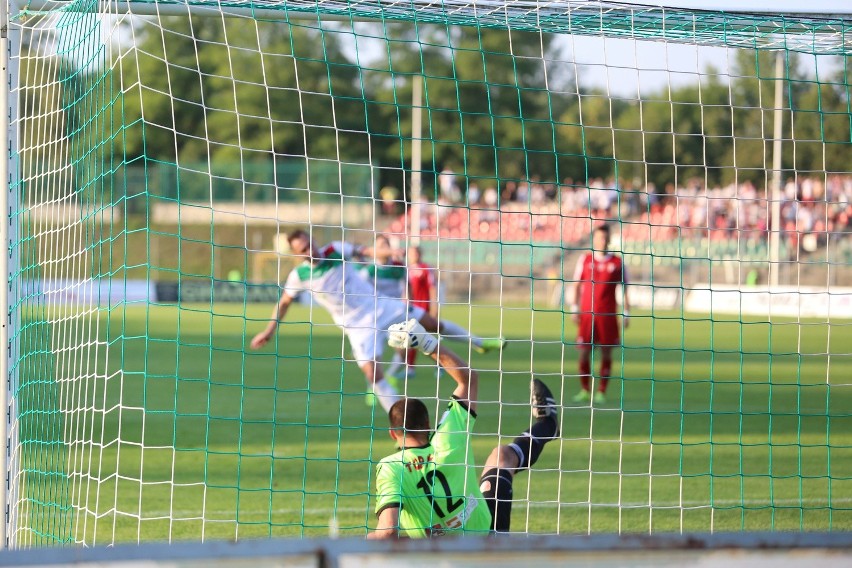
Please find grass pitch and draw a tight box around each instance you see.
[17,303,852,543]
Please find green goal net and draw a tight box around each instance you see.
[5,0,852,547]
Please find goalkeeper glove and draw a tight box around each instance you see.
[388,319,439,355]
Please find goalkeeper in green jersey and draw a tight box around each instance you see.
[369,319,560,538]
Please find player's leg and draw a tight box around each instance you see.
[479,379,560,532]
[359,360,401,412]
[405,347,417,374]
[351,329,400,412]
[407,299,428,374]
[598,346,613,390]
[574,346,592,402]
[593,315,619,404]
[574,315,593,402]
[417,311,505,353]
[478,446,517,532]
[384,349,406,380]
[417,311,481,347]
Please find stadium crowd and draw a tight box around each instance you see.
[384,169,852,253]
[641,174,852,250]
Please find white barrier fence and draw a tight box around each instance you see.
[556,281,852,320]
[685,285,852,319]
[20,279,154,306]
[21,279,852,320]
[625,283,682,310]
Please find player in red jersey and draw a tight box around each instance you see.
[407,245,438,315]
[570,224,630,405]
[400,246,438,378]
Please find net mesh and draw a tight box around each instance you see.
[6,0,852,546]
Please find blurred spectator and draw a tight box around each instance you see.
[467,182,481,207]
[530,179,547,206]
[642,182,660,213]
[544,182,558,201]
[502,180,518,202]
[515,181,529,203]
[784,177,798,201]
[483,186,499,209]
[559,180,575,211]
[480,186,500,227]
[588,177,617,215]
[438,166,461,204]
[379,185,400,216]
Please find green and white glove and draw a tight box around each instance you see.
[388,318,438,355]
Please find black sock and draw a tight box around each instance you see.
[510,416,558,469]
[480,468,514,532]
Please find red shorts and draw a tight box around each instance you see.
[577,313,620,347]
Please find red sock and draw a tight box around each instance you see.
[579,359,591,391]
[406,348,417,367]
[599,359,612,393]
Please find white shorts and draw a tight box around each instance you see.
[348,302,426,366]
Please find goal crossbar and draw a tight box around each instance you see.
[16,0,852,53]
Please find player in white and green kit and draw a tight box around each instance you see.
[360,235,407,301]
[360,235,410,384]
[369,319,560,538]
[250,230,505,412]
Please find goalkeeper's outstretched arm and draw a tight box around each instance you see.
[250,292,295,350]
[430,345,478,414]
[388,319,478,412]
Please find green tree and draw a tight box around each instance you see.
[788,55,851,175]
[363,24,572,192]
[115,16,365,199]
[631,74,732,189]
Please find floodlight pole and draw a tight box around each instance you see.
[769,50,784,288]
[410,75,423,245]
